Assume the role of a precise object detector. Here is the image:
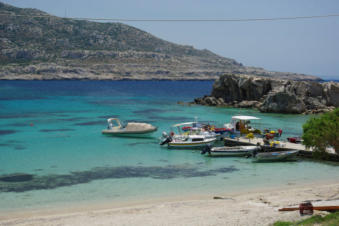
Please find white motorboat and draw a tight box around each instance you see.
[102,118,157,137]
[160,134,216,148]
[164,121,220,140]
[201,145,260,157]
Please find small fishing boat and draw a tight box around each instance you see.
[252,150,299,162]
[201,145,260,157]
[160,134,216,148]
[287,137,302,143]
[224,115,261,133]
[102,118,157,137]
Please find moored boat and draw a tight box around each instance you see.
[172,121,220,139]
[201,145,260,157]
[224,115,261,134]
[252,150,299,162]
[102,118,157,138]
[160,134,216,148]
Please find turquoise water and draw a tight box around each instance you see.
[0,80,338,212]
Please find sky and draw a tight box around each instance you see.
[2,0,339,79]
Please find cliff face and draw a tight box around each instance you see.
[0,2,320,80]
[195,74,339,114]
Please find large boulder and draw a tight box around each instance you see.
[322,82,339,107]
[284,81,323,97]
[195,73,339,114]
[236,100,261,108]
[259,91,306,114]
[211,74,273,102]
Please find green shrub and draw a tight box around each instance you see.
[302,108,339,155]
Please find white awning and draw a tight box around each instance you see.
[231,115,260,120]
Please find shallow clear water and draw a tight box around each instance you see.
[0,80,338,211]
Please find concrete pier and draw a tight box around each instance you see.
[224,137,310,151]
[223,137,339,162]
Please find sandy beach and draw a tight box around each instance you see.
[1,181,338,226]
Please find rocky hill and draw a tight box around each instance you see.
[0,2,320,80]
[194,74,339,114]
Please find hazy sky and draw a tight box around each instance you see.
[2,0,339,79]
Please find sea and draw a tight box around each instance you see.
[0,80,338,212]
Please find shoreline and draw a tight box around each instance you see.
[1,180,339,226]
[0,77,330,81]
[0,77,217,81]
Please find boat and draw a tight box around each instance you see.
[287,137,302,143]
[224,115,261,134]
[201,145,260,157]
[102,118,157,137]
[173,121,220,139]
[252,149,299,162]
[160,134,216,148]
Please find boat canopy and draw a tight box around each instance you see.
[231,116,260,120]
[107,118,122,127]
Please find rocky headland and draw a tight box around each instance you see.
[0,2,320,81]
[194,74,339,114]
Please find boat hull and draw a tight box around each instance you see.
[207,146,259,157]
[253,150,299,162]
[102,129,157,138]
[168,138,216,149]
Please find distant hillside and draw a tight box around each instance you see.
[0,2,320,80]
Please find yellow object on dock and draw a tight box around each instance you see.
[246,133,254,139]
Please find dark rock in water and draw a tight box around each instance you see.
[128,141,159,146]
[56,117,88,122]
[39,128,74,132]
[6,122,31,127]
[0,130,18,136]
[74,121,104,126]
[0,165,239,192]
[133,109,167,115]
[194,74,339,114]
[14,146,26,150]
[0,173,34,182]
[148,115,192,122]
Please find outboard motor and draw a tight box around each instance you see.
[160,136,172,145]
[250,148,258,158]
[201,144,212,155]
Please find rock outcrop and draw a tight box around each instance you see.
[194,74,339,114]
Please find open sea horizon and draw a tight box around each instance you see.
[0,80,338,212]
